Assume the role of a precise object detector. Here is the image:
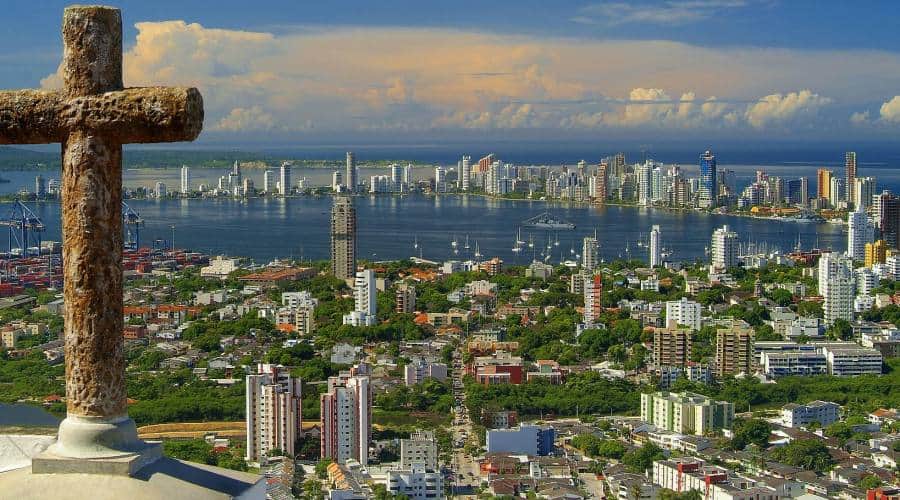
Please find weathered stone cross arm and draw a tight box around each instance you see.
[0,87,203,145]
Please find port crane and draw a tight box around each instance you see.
[122,201,144,250]
[0,199,45,256]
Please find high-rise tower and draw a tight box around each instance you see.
[331,196,357,280]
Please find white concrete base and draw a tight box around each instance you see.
[31,415,161,476]
[0,457,265,499]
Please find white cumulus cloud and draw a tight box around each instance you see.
[879,96,900,123]
[744,90,832,129]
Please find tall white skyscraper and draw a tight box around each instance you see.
[245,364,302,465]
[649,225,661,267]
[263,169,275,193]
[854,177,876,212]
[847,209,874,261]
[279,162,291,196]
[403,164,413,189]
[321,372,371,465]
[710,225,738,270]
[346,151,357,193]
[343,269,377,326]
[391,164,404,192]
[819,252,854,325]
[179,165,190,194]
[582,236,599,271]
[461,155,471,191]
[332,171,343,192]
[637,161,652,206]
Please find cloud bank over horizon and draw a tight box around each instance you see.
[38,20,900,142]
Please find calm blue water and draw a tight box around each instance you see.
[0,403,60,427]
[7,193,846,264]
[0,160,892,263]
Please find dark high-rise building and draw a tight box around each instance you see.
[845,151,857,204]
[331,196,357,280]
[875,190,900,249]
[698,150,717,208]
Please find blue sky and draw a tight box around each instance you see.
[3,1,900,146]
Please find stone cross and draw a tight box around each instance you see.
[0,6,202,472]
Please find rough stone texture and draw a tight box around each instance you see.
[0,5,203,423]
[0,88,203,145]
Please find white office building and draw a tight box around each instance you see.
[245,364,302,465]
[400,430,438,470]
[343,270,377,326]
[821,344,883,376]
[666,297,702,331]
[649,225,661,267]
[847,209,874,261]
[180,165,190,194]
[155,181,167,199]
[391,164,404,192]
[819,252,855,325]
[279,162,292,196]
[404,359,448,386]
[332,171,343,192]
[386,466,443,500]
[710,225,738,270]
[780,401,840,428]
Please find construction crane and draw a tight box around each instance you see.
[122,201,144,250]
[0,199,45,256]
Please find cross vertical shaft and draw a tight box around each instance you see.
[61,6,127,420]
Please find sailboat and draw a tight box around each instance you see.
[516,228,525,246]
[464,235,470,250]
[451,235,458,249]
[413,235,419,250]
[473,241,482,260]
[553,233,560,247]
[528,234,534,249]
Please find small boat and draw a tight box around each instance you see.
[413,235,419,250]
[553,233,560,247]
[522,212,575,230]
[451,235,458,248]
[464,235,470,250]
[474,241,482,260]
[527,235,534,249]
[515,228,525,246]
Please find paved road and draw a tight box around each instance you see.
[448,341,481,498]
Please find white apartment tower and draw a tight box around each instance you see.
[245,364,302,465]
[847,209,874,261]
[819,252,855,325]
[321,373,371,465]
[279,162,292,196]
[263,169,275,193]
[461,155,471,191]
[854,177,876,212]
[666,297,702,331]
[649,225,661,268]
[180,165,190,194]
[343,269,377,326]
[332,171,343,192]
[582,235,599,271]
[346,151,357,193]
[710,225,738,270]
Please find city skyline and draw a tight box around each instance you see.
[4,1,900,146]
